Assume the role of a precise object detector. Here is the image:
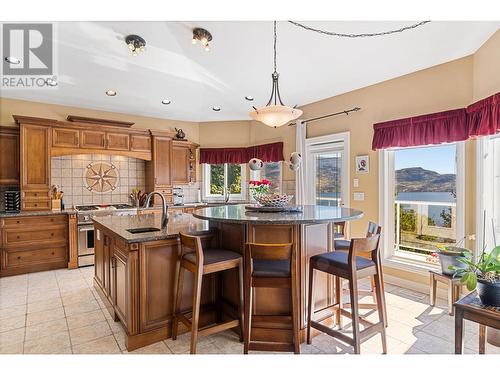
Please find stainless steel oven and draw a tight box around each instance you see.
[78,224,95,267]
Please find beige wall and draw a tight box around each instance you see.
[473,30,500,101]
[0,97,200,143]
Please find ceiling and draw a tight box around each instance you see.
[2,21,499,122]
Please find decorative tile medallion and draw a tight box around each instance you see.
[85,162,119,193]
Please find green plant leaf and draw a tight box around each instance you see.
[466,273,477,291]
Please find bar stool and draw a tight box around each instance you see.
[307,226,387,354]
[334,222,387,328]
[244,242,300,354]
[172,230,244,354]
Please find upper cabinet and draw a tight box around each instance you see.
[0,127,20,185]
[152,135,173,187]
[20,124,50,190]
[130,134,151,153]
[106,132,130,151]
[172,141,198,184]
[80,130,106,149]
[52,127,79,148]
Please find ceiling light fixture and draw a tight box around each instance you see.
[161,99,171,105]
[4,56,21,64]
[212,106,221,112]
[192,28,212,52]
[245,96,254,101]
[105,90,117,97]
[250,21,302,128]
[125,34,146,56]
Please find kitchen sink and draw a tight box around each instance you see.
[126,227,161,234]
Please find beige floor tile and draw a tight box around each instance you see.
[0,304,26,320]
[64,299,100,317]
[24,330,72,354]
[72,335,121,354]
[0,314,26,333]
[27,297,63,314]
[58,280,89,293]
[125,341,172,354]
[27,288,60,303]
[0,294,27,309]
[113,331,127,351]
[411,330,454,354]
[299,343,323,354]
[0,341,24,354]
[0,327,25,346]
[69,320,111,346]
[61,289,96,306]
[164,332,215,354]
[66,309,106,331]
[310,333,354,354]
[25,318,68,341]
[210,331,243,354]
[26,307,65,326]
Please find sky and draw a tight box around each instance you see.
[394,144,456,174]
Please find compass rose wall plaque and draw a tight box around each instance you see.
[85,162,119,193]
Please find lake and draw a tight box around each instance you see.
[396,192,455,203]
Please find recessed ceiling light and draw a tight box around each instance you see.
[245,96,254,101]
[212,106,221,112]
[161,99,171,105]
[4,56,20,64]
[46,78,58,87]
[105,90,117,97]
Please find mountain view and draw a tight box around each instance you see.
[396,167,456,193]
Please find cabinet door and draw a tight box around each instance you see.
[52,128,79,148]
[106,132,130,151]
[20,124,50,189]
[94,228,105,289]
[80,130,106,149]
[0,128,20,185]
[130,134,151,152]
[172,145,190,184]
[112,250,128,324]
[153,137,172,187]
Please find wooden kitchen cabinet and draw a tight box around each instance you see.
[0,127,20,185]
[172,144,190,184]
[111,246,129,329]
[52,127,79,148]
[106,132,130,151]
[130,134,151,152]
[80,129,106,149]
[145,131,175,206]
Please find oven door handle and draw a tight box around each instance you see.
[78,226,94,232]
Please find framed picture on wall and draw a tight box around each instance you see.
[355,155,369,174]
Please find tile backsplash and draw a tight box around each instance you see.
[51,154,145,208]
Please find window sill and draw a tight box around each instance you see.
[383,254,440,276]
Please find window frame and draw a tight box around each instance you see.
[378,142,465,272]
[202,163,247,201]
[249,161,283,197]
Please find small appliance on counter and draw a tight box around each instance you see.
[173,187,184,205]
[4,191,20,212]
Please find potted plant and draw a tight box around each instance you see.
[435,244,468,276]
[249,179,271,199]
[451,246,500,306]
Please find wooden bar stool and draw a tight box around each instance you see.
[307,226,387,354]
[172,230,244,354]
[244,242,300,354]
[334,222,388,328]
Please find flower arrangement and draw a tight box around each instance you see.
[249,179,271,196]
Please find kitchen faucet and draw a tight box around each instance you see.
[144,191,168,229]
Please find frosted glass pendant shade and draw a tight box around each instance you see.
[250,105,303,128]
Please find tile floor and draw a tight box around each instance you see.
[1,266,499,355]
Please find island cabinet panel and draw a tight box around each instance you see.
[94,228,106,290]
[80,130,106,149]
[106,132,130,151]
[0,127,20,185]
[52,127,79,148]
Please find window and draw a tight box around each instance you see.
[380,142,465,268]
[203,163,246,200]
[250,161,282,194]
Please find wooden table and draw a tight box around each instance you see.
[454,291,500,354]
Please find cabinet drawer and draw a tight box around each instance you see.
[158,188,173,196]
[2,214,67,228]
[22,190,50,200]
[2,246,67,268]
[21,199,51,211]
[3,225,67,247]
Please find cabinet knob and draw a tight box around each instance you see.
[34,193,38,197]
[51,252,55,255]
[34,203,38,207]
[17,256,21,260]
[50,218,54,222]
[51,233,54,237]
[16,220,20,224]
[16,235,20,239]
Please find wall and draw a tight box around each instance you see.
[473,30,500,101]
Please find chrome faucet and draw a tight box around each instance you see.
[144,191,168,229]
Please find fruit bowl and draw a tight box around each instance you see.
[253,193,294,207]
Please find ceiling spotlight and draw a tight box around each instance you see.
[161,99,171,105]
[212,106,221,112]
[125,34,146,56]
[192,28,212,52]
[106,90,117,97]
[4,56,20,64]
[245,96,254,101]
[46,77,58,87]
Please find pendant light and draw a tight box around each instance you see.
[250,21,302,128]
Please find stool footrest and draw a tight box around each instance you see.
[199,319,239,337]
[310,320,354,346]
[248,341,296,352]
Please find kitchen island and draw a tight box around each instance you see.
[93,205,363,351]
[192,204,364,345]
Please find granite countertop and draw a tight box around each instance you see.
[93,212,209,243]
[192,204,364,224]
[0,209,76,218]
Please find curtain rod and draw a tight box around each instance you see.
[288,107,361,126]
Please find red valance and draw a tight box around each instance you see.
[200,142,284,164]
[372,109,468,150]
[466,92,500,137]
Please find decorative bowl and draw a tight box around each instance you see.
[253,193,293,207]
